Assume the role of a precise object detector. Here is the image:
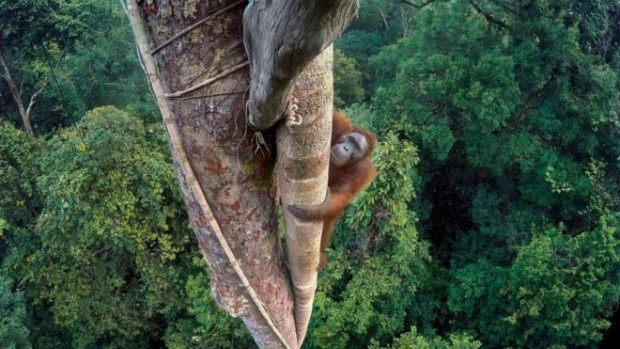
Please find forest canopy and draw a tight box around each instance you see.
[1,0,618,348]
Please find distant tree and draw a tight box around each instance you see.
[0,0,153,133]
[0,121,43,232]
[0,44,36,135]
[0,0,59,134]
[334,49,365,108]
[9,107,197,347]
[0,275,30,349]
[371,326,481,349]
[370,0,620,346]
[449,219,619,347]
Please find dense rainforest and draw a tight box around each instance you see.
[1,0,618,348]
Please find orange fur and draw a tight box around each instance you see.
[289,111,377,269]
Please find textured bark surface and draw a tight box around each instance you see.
[126,0,358,347]
[243,2,358,339]
[277,46,333,345]
[243,0,358,130]
[126,1,296,348]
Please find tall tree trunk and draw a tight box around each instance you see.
[0,45,34,136]
[243,1,357,343]
[124,0,357,347]
[277,46,333,345]
[125,1,296,347]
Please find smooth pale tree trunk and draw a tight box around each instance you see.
[0,45,34,136]
[277,46,334,344]
[244,1,356,342]
[124,0,357,347]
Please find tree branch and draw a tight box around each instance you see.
[243,0,358,130]
[0,44,34,135]
[508,64,560,128]
[25,87,44,117]
[397,0,437,10]
[489,0,518,15]
[468,0,508,29]
[379,10,389,29]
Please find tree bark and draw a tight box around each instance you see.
[243,1,357,344]
[124,0,356,347]
[0,45,34,136]
[277,46,333,345]
[243,0,358,130]
[124,1,295,348]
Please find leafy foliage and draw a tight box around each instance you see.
[449,217,620,348]
[307,134,438,348]
[0,107,187,347]
[0,0,155,133]
[333,49,365,108]
[0,0,618,347]
[27,106,193,347]
[0,121,43,232]
[371,326,481,349]
[165,258,254,349]
[0,275,30,349]
[0,106,267,348]
[365,0,620,347]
